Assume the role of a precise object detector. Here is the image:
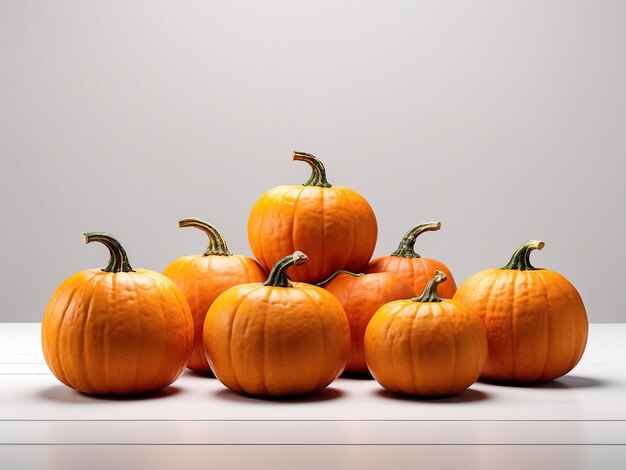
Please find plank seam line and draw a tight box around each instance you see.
[1,443,625,447]
[1,419,625,422]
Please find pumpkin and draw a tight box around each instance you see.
[164,218,266,372]
[42,232,194,395]
[366,221,457,298]
[203,251,351,397]
[453,240,588,383]
[247,151,377,284]
[364,270,487,396]
[322,271,414,374]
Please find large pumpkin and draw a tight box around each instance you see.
[247,151,378,283]
[203,251,351,397]
[364,271,487,396]
[454,240,588,383]
[42,232,194,395]
[366,221,457,298]
[164,218,266,372]
[322,271,414,374]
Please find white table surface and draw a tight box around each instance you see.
[1,323,624,469]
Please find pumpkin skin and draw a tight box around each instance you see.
[204,251,351,397]
[364,271,487,396]
[453,240,588,383]
[248,152,377,283]
[164,218,266,372]
[366,222,457,298]
[323,271,414,374]
[42,232,194,395]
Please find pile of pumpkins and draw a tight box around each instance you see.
[41,152,589,397]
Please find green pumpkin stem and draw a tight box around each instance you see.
[178,218,232,256]
[293,151,332,188]
[83,231,135,273]
[501,240,545,271]
[412,270,447,303]
[316,270,364,286]
[391,221,442,259]
[264,251,309,288]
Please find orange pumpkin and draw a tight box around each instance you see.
[366,221,457,298]
[203,251,350,397]
[454,240,588,383]
[42,232,194,395]
[164,218,266,372]
[365,271,487,396]
[322,271,414,374]
[248,151,377,283]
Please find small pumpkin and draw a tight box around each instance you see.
[42,232,194,395]
[164,218,266,372]
[365,271,487,396]
[203,251,351,397]
[454,240,588,383]
[322,271,414,374]
[366,221,457,298]
[248,151,378,283]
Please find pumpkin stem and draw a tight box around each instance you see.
[293,151,332,188]
[391,221,441,259]
[178,217,233,256]
[501,240,545,271]
[264,251,309,288]
[83,231,135,273]
[315,270,364,286]
[412,270,447,303]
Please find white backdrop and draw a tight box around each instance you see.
[1,0,624,321]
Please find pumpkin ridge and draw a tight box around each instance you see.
[551,271,581,380]
[483,270,506,378]
[129,273,147,392]
[255,192,275,272]
[446,302,458,395]
[260,286,272,396]
[227,290,258,393]
[57,281,81,390]
[82,273,107,393]
[340,189,358,277]
[75,274,97,393]
[157,273,184,389]
[44,277,75,388]
[407,304,419,394]
[392,303,414,393]
[509,271,520,381]
[302,287,329,391]
[288,187,305,280]
[536,270,552,382]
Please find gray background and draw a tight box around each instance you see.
[1,1,624,322]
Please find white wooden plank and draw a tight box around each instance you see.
[0,354,45,364]
[0,365,624,421]
[0,445,625,470]
[0,324,41,354]
[0,420,624,445]
[0,363,50,374]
